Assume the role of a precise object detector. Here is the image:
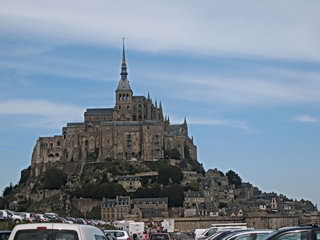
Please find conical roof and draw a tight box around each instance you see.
[116,38,132,92]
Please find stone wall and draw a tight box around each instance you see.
[173,213,320,231]
[72,198,102,216]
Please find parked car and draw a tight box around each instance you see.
[65,217,76,223]
[206,229,251,240]
[104,230,131,240]
[150,233,172,240]
[18,212,36,223]
[43,212,59,221]
[223,230,274,240]
[0,211,8,221]
[4,210,23,223]
[263,225,320,240]
[75,218,87,225]
[8,223,107,240]
[0,231,11,240]
[34,214,49,222]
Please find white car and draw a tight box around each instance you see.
[4,210,23,223]
[104,230,131,240]
[9,223,107,240]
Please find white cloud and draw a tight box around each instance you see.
[146,68,320,106]
[294,115,319,123]
[0,99,84,129]
[189,118,249,129]
[170,116,249,129]
[0,0,320,61]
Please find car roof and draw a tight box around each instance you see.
[104,230,127,232]
[12,223,97,231]
[264,225,320,240]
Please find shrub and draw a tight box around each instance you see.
[43,167,67,189]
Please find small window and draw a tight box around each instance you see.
[235,235,251,240]
[256,233,271,240]
[95,235,107,240]
[275,231,308,240]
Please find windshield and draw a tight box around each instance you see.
[14,229,79,240]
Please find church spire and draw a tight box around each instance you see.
[116,38,132,91]
[121,37,128,77]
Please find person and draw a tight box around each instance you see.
[133,233,138,240]
[143,231,149,240]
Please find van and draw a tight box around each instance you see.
[9,223,107,240]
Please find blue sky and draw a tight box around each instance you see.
[0,0,320,207]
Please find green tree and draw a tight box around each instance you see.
[99,182,126,199]
[158,165,183,185]
[219,202,228,209]
[160,184,184,207]
[2,183,14,197]
[43,167,67,190]
[134,187,157,198]
[226,170,242,188]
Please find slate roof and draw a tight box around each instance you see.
[141,208,163,218]
[85,108,114,115]
[133,96,146,102]
[116,79,132,91]
[101,120,157,126]
[67,123,84,127]
[132,197,168,204]
[168,124,184,134]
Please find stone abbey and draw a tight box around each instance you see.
[30,42,197,179]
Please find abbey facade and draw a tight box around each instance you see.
[30,43,197,179]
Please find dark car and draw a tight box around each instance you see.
[0,231,11,240]
[263,225,320,240]
[223,230,274,240]
[150,233,171,240]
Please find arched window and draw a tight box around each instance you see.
[57,141,60,146]
[55,153,59,157]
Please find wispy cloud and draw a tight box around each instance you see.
[170,116,249,129]
[189,118,249,129]
[0,99,84,129]
[145,68,320,106]
[294,115,320,123]
[0,0,320,61]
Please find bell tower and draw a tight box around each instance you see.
[115,39,133,121]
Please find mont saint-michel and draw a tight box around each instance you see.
[1,43,319,230]
[29,42,196,181]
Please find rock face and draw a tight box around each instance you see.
[27,44,197,193]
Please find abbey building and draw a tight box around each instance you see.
[30,43,197,178]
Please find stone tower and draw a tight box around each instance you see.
[114,39,133,121]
